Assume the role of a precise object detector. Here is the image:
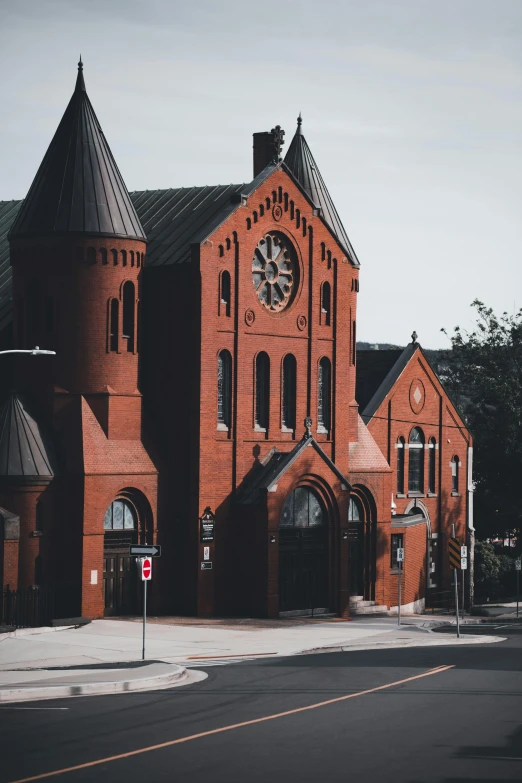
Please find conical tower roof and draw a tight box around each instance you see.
[0,393,56,480]
[9,59,146,241]
[284,115,359,266]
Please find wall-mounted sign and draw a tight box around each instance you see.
[200,507,215,542]
[204,546,210,561]
[201,561,212,570]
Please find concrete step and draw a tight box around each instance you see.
[350,604,389,615]
[349,599,376,608]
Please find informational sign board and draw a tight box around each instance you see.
[448,537,461,569]
[516,559,521,571]
[204,546,210,561]
[461,545,468,558]
[397,548,405,563]
[461,556,468,570]
[201,561,213,570]
[200,519,215,543]
[140,557,152,581]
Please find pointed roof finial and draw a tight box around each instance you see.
[297,112,303,135]
[75,55,86,92]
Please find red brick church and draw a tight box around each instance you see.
[0,62,473,620]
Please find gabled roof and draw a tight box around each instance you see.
[356,344,416,423]
[237,433,351,505]
[0,393,56,481]
[9,61,145,242]
[284,116,359,266]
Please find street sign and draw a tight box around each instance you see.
[461,556,468,570]
[397,548,405,563]
[140,557,152,581]
[130,545,161,557]
[516,559,521,571]
[201,562,212,570]
[448,537,461,569]
[461,545,467,558]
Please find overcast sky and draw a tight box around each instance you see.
[1,0,521,348]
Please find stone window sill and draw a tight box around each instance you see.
[396,493,406,499]
[217,423,229,432]
[427,493,437,498]
[30,531,44,538]
[451,491,461,497]
[407,492,426,498]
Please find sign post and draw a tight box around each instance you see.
[397,547,404,626]
[138,556,152,660]
[461,545,468,619]
[449,527,460,638]
[515,558,522,617]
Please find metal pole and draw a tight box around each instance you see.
[517,570,519,619]
[452,524,460,638]
[398,561,402,627]
[142,577,147,661]
[462,567,465,620]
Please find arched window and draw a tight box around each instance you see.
[111,249,118,265]
[226,237,231,250]
[296,208,301,229]
[220,270,231,317]
[130,250,135,267]
[352,320,357,364]
[104,499,136,530]
[136,252,141,267]
[35,501,44,532]
[282,354,296,431]
[348,496,363,521]
[266,197,271,210]
[451,455,459,492]
[321,242,326,261]
[217,350,232,429]
[100,248,108,265]
[87,247,96,265]
[408,427,425,492]
[428,438,437,493]
[255,352,270,430]
[397,437,405,494]
[246,217,252,230]
[253,210,258,224]
[284,192,289,212]
[121,250,127,267]
[122,282,135,352]
[219,244,224,257]
[109,299,119,352]
[317,357,331,433]
[321,282,331,326]
[280,487,325,527]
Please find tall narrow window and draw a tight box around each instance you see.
[220,270,231,317]
[87,247,96,265]
[317,357,331,433]
[122,281,135,352]
[111,249,118,265]
[130,250,135,267]
[408,427,425,493]
[428,438,437,493]
[121,250,127,266]
[217,350,232,429]
[451,456,459,492]
[397,437,405,494]
[255,352,270,430]
[109,299,119,352]
[352,320,357,364]
[321,282,331,326]
[282,354,296,431]
[100,248,108,265]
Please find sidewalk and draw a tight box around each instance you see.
[0,615,504,703]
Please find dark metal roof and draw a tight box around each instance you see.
[284,115,359,266]
[0,200,21,332]
[9,61,145,242]
[356,344,417,423]
[0,393,56,480]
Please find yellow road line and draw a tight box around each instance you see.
[10,664,455,783]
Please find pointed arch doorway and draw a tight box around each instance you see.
[347,490,376,602]
[278,487,329,615]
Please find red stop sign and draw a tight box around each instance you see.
[142,558,151,580]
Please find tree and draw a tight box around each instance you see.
[440,300,522,541]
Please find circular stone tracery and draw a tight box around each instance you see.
[252,233,297,313]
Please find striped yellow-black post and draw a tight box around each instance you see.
[449,526,460,638]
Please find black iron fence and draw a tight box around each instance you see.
[0,583,82,629]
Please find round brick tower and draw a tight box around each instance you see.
[9,59,147,398]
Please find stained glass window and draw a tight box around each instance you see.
[279,488,325,528]
[104,500,136,531]
[408,427,425,493]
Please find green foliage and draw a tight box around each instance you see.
[474,541,502,601]
[441,300,522,540]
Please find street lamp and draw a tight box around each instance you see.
[0,346,56,356]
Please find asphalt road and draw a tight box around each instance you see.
[1,626,522,783]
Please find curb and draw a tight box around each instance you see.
[0,625,77,640]
[297,634,506,656]
[0,664,187,704]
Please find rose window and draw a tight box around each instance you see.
[252,233,297,313]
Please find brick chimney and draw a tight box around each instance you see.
[253,126,285,178]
